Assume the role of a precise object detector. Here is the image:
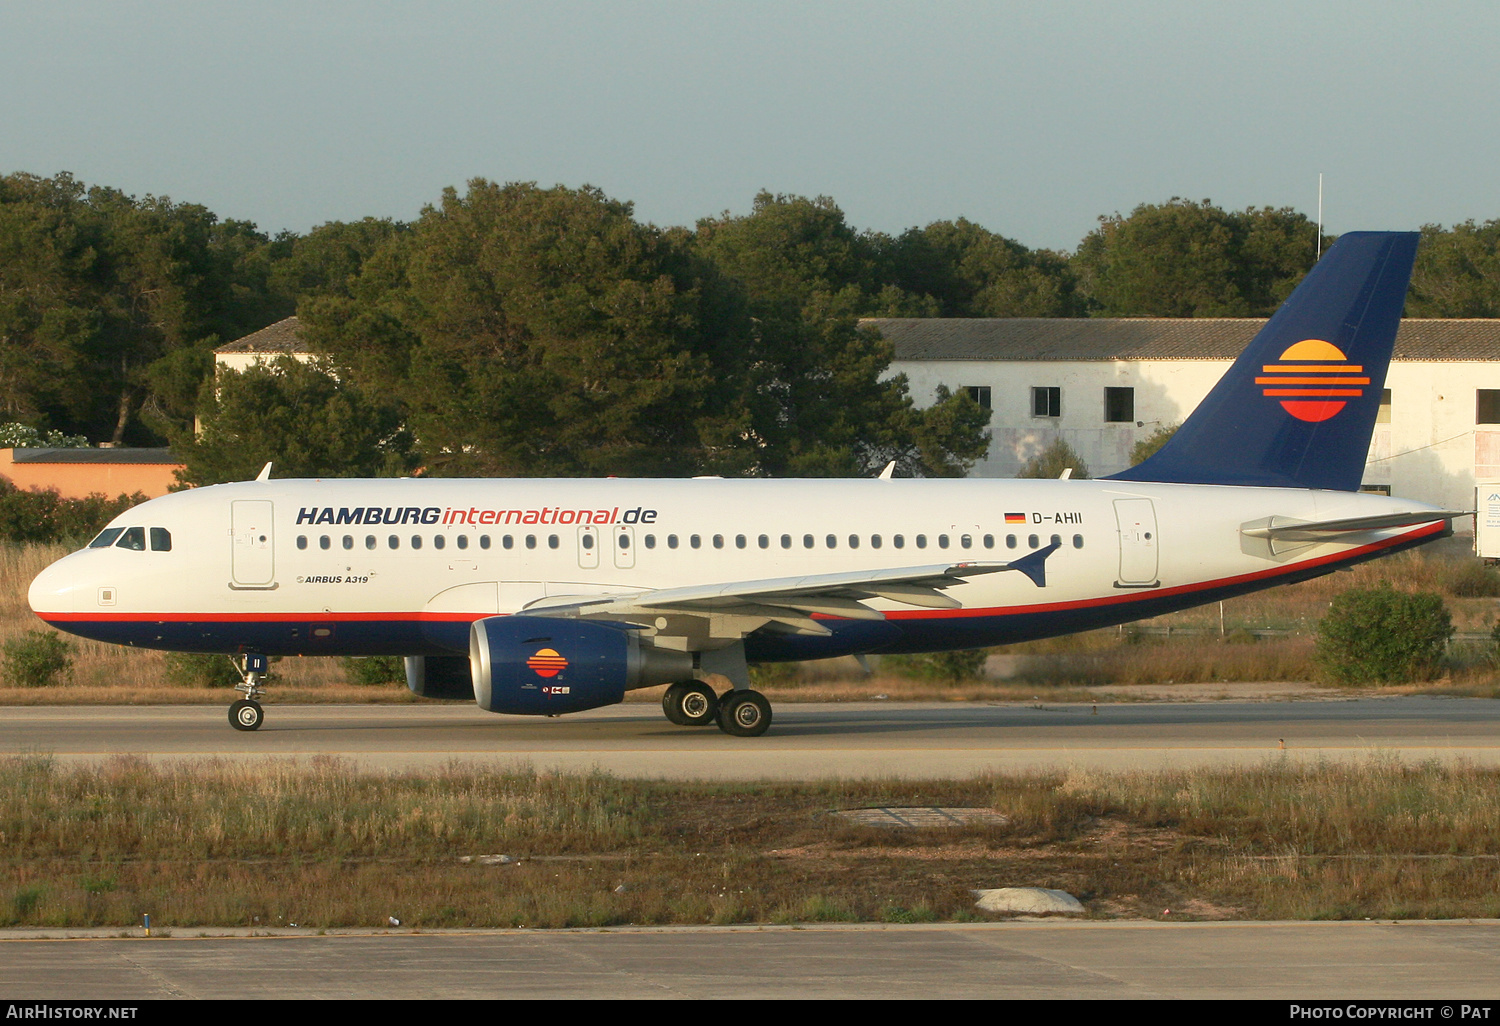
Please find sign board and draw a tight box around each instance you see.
[1475,483,1500,559]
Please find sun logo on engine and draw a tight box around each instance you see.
[526,648,568,678]
[1255,338,1370,422]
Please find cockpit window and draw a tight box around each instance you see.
[149,528,172,552]
[88,528,125,549]
[114,527,146,551]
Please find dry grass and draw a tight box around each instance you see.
[1,755,1495,928]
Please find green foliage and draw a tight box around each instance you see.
[0,423,89,448]
[341,656,405,686]
[162,653,242,689]
[1017,438,1089,479]
[1408,220,1500,317]
[881,218,1082,316]
[172,356,417,485]
[1130,424,1179,466]
[2,630,73,688]
[1073,198,1322,317]
[882,649,989,683]
[1315,585,1454,685]
[0,481,143,544]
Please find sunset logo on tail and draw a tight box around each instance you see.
[1255,339,1370,422]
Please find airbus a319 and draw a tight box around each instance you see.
[28,232,1463,737]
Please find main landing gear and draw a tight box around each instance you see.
[228,652,269,732]
[661,680,773,737]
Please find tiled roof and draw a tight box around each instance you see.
[9,447,180,465]
[865,318,1500,363]
[215,316,308,354]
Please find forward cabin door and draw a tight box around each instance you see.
[1113,498,1159,587]
[231,500,277,588]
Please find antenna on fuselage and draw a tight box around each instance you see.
[255,462,272,482]
[878,461,896,480]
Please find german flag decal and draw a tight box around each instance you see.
[1256,338,1370,423]
[526,648,568,678]
[1004,513,1026,524]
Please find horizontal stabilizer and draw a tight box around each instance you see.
[1242,509,1470,542]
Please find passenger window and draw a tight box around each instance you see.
[871,535,882,549]
[549,534,559,549]
[525,535,537,549]
[668,534,679,549]
[456,535,468,550]
[149,528,172,552]
[296,535,308,551]
[713,535,724,549]
[960,534,972,549]
[366,535,376,550]
[803,535,814,549]
[433,535,445,550]
[612,533,624,549]
[938,535,949,549]
[1051,534,1061,547]
[826,534,837,549]
[780,535,791,549]
[735,534,746,549]
[483,535,494,549]
[983,535,994,549]
[89,528,125,549]
[1006,534,1017,549]
[758,535,769,549]
[320,535,331,550]
[848,535,859,549]
[343,535,354,550]
[388,535,400,549]
[411,535,422,550]
[893,534,904,549]
[1073,534,1084,549]
[115,527,146,551]
[916,534,927,549]
[1028,534,1039,549]
[645,534,656,549]
[691,535,701,549]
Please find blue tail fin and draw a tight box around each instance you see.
[1107,231,1418,491]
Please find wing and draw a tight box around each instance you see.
[520,543,1061,644]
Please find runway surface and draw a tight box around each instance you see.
[1,921,1498,999]
[2,697,1497,777]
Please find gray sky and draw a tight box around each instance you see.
[3,0,1496,251]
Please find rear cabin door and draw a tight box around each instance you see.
[231,500,276,588]
[1113,498,1159,587]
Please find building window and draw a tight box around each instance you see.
[1377,388,1392,424]
[1104,387,1134,423]
[1478,390,1500,424]
[1032,386,1061,418]
[962,385,992,411]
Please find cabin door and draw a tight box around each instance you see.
[231,500,277,588]
[1113,498,1159,587]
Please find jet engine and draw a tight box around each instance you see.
[469,615,693,715]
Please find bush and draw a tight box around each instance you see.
[1315,584,1453,685]
[1,630,73,687]
[0,482,145,545]
[341,656,405,686]
[1017,439,1089,479]
[882,649,989,683]
[162,652,242,689]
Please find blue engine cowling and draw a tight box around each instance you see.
[469,615,692,715]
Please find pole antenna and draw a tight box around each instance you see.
[1316,173,1323,260]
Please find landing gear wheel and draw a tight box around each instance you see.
[662,681,719,726]
[717,689,772,737]
[229,699,263,732]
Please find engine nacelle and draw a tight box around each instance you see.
[405,655,475,701]
[469,615,693,715]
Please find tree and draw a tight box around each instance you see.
[172,356,416,485]
[1072,198,1322,317]
[880,218,1082,317]
[1130,424,1178,466]
[1017,438,1089,479]
[1407,221,1500,317]
[1315,584,1453,684]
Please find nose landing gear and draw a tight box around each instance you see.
[228,652,268,731]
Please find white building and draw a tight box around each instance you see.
[875,317,1500,522]
[214,316,310,373]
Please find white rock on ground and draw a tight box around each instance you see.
[972,888,1085,914]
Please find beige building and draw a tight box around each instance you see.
[875,318,1500,522]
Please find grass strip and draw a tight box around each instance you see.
[1,754,1497,929]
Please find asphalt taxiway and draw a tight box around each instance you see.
[1,697,1496,777]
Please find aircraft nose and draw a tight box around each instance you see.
[28,556,79,619]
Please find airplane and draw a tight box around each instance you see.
[27,231,1467,737]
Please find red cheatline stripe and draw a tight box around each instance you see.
[1262,389,1364,397]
